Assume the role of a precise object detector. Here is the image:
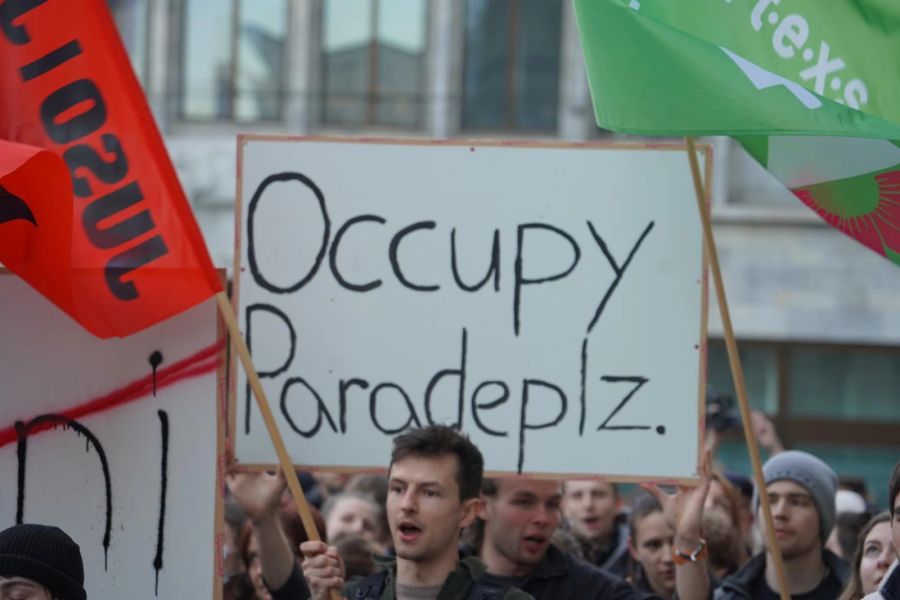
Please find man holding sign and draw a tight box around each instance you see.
[301,425,531,599]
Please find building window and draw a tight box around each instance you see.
[462,0,561,133]
[707,339,900,507]
[789,347,900,421]
[108,0,149,84]
[180,0,287,122]
[707,343,778,414]
[321,0,428,129]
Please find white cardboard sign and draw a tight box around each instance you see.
[0,273,223,598]
[234,137,706,480]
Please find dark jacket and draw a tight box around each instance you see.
[268,564,310,600]
[714,550,849,600]
[343,556,533,600]
[490,545,659,600]
[628,562,717,600]
[584,514,632,578]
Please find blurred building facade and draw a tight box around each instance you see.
[109,0,900,505]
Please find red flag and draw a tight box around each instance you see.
[0,0,221,338]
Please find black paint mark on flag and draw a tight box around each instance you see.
[0,184,37,226]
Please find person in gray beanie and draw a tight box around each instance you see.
[0,523,86,600]
[715,450,849,600]
[757,450,839,546]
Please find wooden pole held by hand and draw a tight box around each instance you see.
[216,292,342,600]
[684,138,790,600]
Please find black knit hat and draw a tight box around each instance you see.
[0,524,86,600]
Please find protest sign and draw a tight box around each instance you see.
[233,137,707,480]
[0,271,224,598]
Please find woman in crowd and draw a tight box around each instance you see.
[627,493,679,599]
[838,512,894,600]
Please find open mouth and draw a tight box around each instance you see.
[774,528,793,539]
[582,516,600,528]
[522,535,547,552]
[398,522,423,542]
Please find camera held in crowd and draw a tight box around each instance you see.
[705,390,742,432]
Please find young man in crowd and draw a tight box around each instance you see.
[322,491,383,547]
[475,471,713,600]
[477,477,648,598]
[0,523,86,600]
[715,450,849,599]
[301,425,532,599]
[561,480,631,576]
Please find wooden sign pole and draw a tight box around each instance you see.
[685,138,790,600]
[216,292,341,600]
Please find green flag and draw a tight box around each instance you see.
[574,0,900,264]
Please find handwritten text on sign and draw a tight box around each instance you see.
[0,274,221,599]
[235,139,705,479]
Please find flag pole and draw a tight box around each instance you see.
[216,292,342,600]
[685,138,791,600]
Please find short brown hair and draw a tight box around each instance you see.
[628,492,662,541]
[390,425,483,501]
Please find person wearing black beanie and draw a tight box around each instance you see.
[0,523,86,600]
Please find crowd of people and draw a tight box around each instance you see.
[219,419,900,600]
[0,418,894,599]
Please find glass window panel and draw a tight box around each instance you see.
[375,45,422,127]
[182,0,233,120]
[108,0,148,84]
[514,0,560,130]
[707,341,778,414]
[322,0,426,128]
[323,0,371,51]
[374,0,426,127]
[462,0,510,130]
[377,0,425,53]
[462,0,560,132]
[235,0,287,121]
[322,0,372,125]
[789,348,900,421]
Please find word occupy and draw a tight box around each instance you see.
[247,172,654,337]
